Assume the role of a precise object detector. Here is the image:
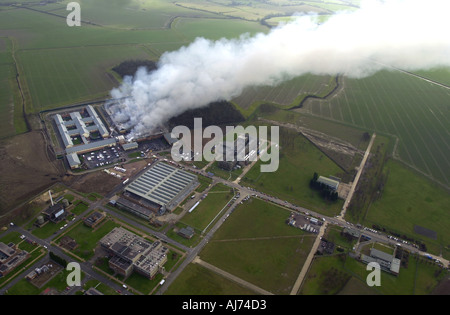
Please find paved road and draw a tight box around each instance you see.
[0,225,129,295]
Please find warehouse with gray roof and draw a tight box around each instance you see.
[124,162,198,214]
[317,176,340,191]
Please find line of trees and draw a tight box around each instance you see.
[168,101,245,130]
[112,59,157,78]
[309,172,339,201]
[49,251,68,268]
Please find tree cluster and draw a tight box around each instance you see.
[49,251,68,268]
[168,101,245,130]
[112,59,157,78]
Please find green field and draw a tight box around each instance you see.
[200,197,316,294]
[297,70,450,188]
[241,128,344,217]
[18,45,154,111]
[364,159,450,260]
[56,218,120,261]
[301,253,448,295]
[164,263,259,295]
[180,183,234,233]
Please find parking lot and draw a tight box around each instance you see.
[80,137,171,170]
[82,145,124,169]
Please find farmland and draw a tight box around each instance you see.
[0,0,272,138]
[18,45,155,111]
[296,69,450,188]
[232,74,336,115]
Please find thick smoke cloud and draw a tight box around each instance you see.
[107,0,450,137]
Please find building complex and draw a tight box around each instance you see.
[52,105,116,169]
[100,227,168,280]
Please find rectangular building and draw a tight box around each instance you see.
[86,105,109,138]
[361,248,401,275]
[54,114,73,148]
[83,211,106,228]
[67,153,81,169]
[65,137,116,155]
[100,227,168,279]
[124,162,198,213]
[0,242,30,277]
[121,142,138,151]
[317,176,340,191]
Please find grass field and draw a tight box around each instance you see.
[56,218,120,261]
[5,267,86,295]
[164,263,259,295]
[200,197,316,294]
[342,254,448,295]
[297,69,450,188]
[323,225,358,252]
[180,183,234,233]
[364,159,450,260]
[240,127,344,217]
[18,45,155,111]
[301,252,448,295]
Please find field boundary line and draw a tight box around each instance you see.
[211,234,314,243]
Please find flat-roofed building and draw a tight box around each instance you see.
[100,227,168,279]
[0,242,30,277]
[124,162,198,214]
[361,248,401,275]
[83,211,106,228]
[178,226,195,239]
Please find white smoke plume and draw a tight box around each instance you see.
[107,0,450,137]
